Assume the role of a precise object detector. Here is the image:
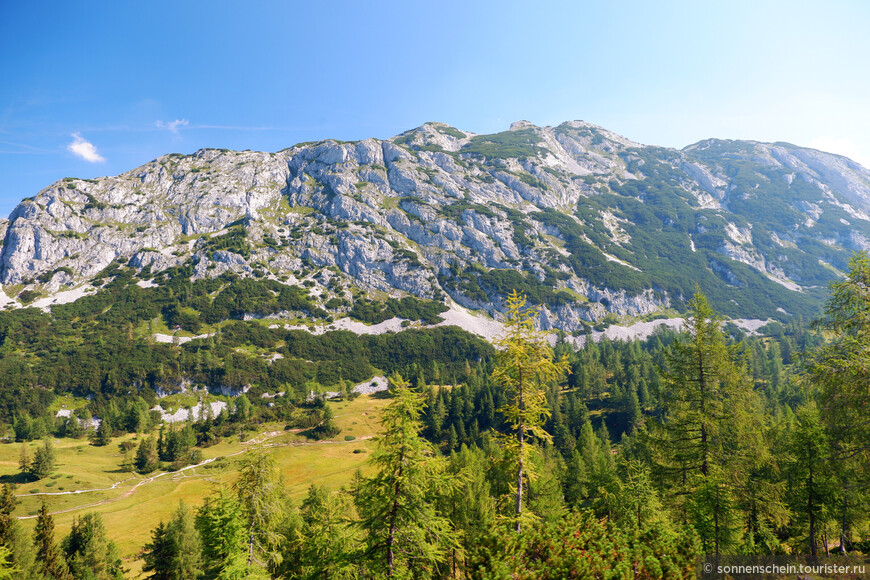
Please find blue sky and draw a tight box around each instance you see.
[2,0,868,217]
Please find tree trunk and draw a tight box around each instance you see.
[808,468,817,557]
[516,371,524,533]
[714,485,720,563]
[247,520,255,566]
[386,447,405,576]
[840,490,848,554]
[516,424,524,533]
[698,350,708,478]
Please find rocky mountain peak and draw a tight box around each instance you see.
[389,122,472,152]
[2,120,870,330]
[509,120,537,131]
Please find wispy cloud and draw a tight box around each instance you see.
[66,133,105,163]
[0,140,54,155]
[156,119,189,133]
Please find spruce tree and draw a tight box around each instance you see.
[786,404,836,557]
[92,419,112,447]
[34,501,71,580]
[142,502,202,580]
[18,445,29,480]
[61,513,124,580]
[440,446,496,577]
[135,436,159,474]
[491,290,569,532]
[31,437,56,480]
[142,522,173,580]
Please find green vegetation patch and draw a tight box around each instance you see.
[459,128,545,159]
[349,296,448,325]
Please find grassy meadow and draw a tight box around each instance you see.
[1,394,389,576]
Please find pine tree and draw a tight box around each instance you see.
[135,436,159,474]
[92,419,112,447]
[355,372,455,577]
[18,445,30,480]
[31,437,56,480]
[142,502,202,580]
[61,513,124,580]
[491,290,569,532]
[34,501,71,580]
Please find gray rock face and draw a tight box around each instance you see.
[4,120,870,327]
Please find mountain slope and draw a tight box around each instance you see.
[4,120,870,328]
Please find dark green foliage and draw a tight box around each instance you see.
[142,502,202,580]
[135,437,159,474]
[199,275,321,323]
[17,289,41,304]
[61,513,125,580]
[472,510,697,579]
[433,124,467,139]
[200,226,250,259]
[158,424,196,463]
[493,203,535,249]
[34,501,71,580]
[92,420,112,447]
[460,129,545,159]
[439,260,578,308]
[303,405,341,440]
[348,295,448,324]
[30,438,56,479]
[437,201,498,221]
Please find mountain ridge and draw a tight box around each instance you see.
[3,120,870,330]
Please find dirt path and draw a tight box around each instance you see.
[15,434,371,519]
[17,476,139,498]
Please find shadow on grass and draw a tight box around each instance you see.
[0,473,32,485]
[299,426,342,441]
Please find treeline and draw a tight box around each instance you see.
[0,260,492,430]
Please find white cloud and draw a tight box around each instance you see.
[809,136,870,169]
[66,133,105,163]
[156,119,189,134]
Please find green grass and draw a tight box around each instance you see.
[6,394,389,574]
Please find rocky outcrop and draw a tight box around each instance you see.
[3,120,870,327]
